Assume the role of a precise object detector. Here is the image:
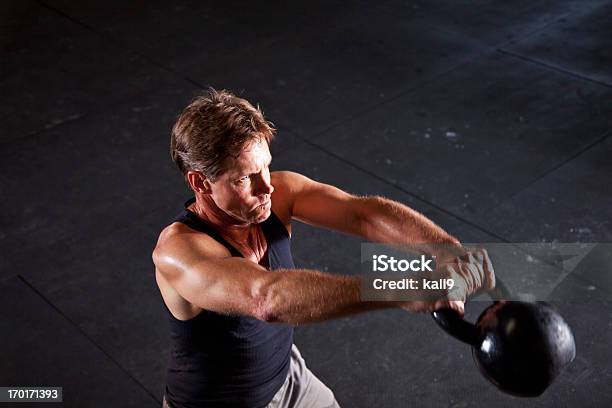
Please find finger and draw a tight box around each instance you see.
[431,299,451,312]
[450,300,465,317]
[467,250,487,292]
[481,249,496,289]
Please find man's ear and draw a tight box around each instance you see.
[186,170,213,194]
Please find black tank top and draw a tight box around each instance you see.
[163,198,295,408]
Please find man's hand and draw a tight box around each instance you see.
[400,247,495,316]
[442,248,496,301]
[400,298,467,316]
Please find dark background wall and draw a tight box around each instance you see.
[1,1,611,407]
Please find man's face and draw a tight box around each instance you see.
[208,139,274,224]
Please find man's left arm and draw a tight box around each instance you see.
[274,171,494,306]
[275,171,459,248]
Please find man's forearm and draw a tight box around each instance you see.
[358,196,461,253]
[254,268,395,325]
[254,267,452,324]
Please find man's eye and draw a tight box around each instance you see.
[237,176,249,183]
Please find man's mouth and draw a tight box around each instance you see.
[253,200,270,211]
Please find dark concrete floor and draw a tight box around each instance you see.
[1,1,611,407]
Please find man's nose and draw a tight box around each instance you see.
[253,173,274,196]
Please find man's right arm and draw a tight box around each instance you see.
[152,230,393,325]
[152,230,461,325]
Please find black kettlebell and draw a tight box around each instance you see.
[432,300,576,397]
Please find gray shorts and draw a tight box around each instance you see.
[266,344,340,408]
[162,344,340,408]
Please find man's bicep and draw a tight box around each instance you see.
[288,172,363,235]
[153,239,268,318]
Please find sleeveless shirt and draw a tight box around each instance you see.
[162,198,295,407]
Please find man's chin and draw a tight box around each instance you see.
[252,208,271,224]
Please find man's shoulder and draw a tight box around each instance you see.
[270,171,308,230]
[271,170,305,186]
[270,171,298,205]
[155,221,191,248]
[270,170,314,198]
[153,221,229,264]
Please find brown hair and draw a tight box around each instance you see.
[170,88,275,181]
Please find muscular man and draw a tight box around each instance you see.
[153,89,495,408]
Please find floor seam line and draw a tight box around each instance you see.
[504,130,611,201]
[298,138,511,244]
[497,49,612,89]
[36,0,207,90]
[16,275,161,405]
[303,48,492,144]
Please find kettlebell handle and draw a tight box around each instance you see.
[431,309,481,345]
[431,279,512,345]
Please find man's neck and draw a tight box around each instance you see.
[190,194,252,236]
